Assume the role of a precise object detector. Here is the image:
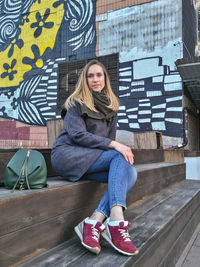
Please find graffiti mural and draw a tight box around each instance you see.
[97,0,184,138]
[0,0,96,125]
[0,0,192,142]
[117,56,182,137]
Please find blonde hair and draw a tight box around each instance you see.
[64,59,119,111]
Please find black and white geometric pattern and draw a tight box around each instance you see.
[17,57,67,125]
[118,57,183,137]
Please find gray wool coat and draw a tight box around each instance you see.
[51,104,117,182]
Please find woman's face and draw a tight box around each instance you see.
[87,64,105,92]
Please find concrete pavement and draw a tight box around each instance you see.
[175,223,200,267]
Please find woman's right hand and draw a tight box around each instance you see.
[109,140,134,165]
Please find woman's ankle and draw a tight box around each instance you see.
[89,211,105,223]
[110,205,124,221]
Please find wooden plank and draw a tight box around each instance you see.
[0,150,17,184]
[0,181,107,237]
[0,148,165,184]
[0,204,99,267]
[27,180,200,267]
[134,131,163,149]
[69,182,200,267]
[0,162,185,235]
[164,149,184,163]
[19,180,200,267]
[132,149,164,164]
[46,118,64,148]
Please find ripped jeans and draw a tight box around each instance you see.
[82,149,138,217]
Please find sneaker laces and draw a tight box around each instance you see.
[91,227,99,241]
[92,223,105,241]
[118,228,131,242]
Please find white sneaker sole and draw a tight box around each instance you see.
[101,229,139,256]
[74,222,101,255]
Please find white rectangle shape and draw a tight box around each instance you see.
[118,113,127,116]
[164,74,181,83]
[139,103,151,107]
[48,80,57,84]
[166,96,182,102]
[128,114,137,119]
[152,76,163,83]
[129,123,140,128]
[45,69,53,73]
[51,72,57,76]
[166,107,182,112]
[131,88,145,92]
[119,71,132,76]
[152,112,165,118]
[119,93,130,97]
[133,58,164,79]
[152,121,166,130]
[164,82,182,91]
[48,86,57,89]
[127,107,138,112]
[147,91,162,97]
[41,76,49,80]
[165,118,181,124]
[138,118,151,123]
[119,106,126,110]
[152,103,166,109]
[131,81,144,86]
[119,86,129,91]
[138,110,151,115]
[118,119,129,123]
[119,78,132,82]
[139,99,150,102]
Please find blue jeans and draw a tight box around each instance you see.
[82,149,138,217]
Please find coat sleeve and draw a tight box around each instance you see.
[64,106,112,149]
[108,114,117,140]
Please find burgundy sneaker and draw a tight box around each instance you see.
[102,219,139,256]
[74,218,105,255]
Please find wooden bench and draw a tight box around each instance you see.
[0,148,189,267]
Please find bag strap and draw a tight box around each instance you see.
[11,150,31,192]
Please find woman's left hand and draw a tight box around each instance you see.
[109,141,134,165]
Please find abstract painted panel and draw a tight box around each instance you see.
[97,0,183,137]
[0,0,96,125]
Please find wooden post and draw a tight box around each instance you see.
[134,131,163,149]
[46,118,64,148]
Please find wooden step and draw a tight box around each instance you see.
[0,162,185,267]
[19,180,200,267]
[0,148,164,184]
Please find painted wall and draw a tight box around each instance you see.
[0,0,197,148]
[97,0,184,141]
[0,0,96,123]
[0,0,96,147]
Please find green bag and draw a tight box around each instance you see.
[4,149,47,192]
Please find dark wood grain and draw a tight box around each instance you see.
[19,180,200,267]
[0,162,185,237]
[0,153,186,266]
[0,148,165,182]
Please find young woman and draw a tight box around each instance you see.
[51,60,138,256]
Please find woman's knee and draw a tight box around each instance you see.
[112,150,127,162]
[127,166,138,192]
